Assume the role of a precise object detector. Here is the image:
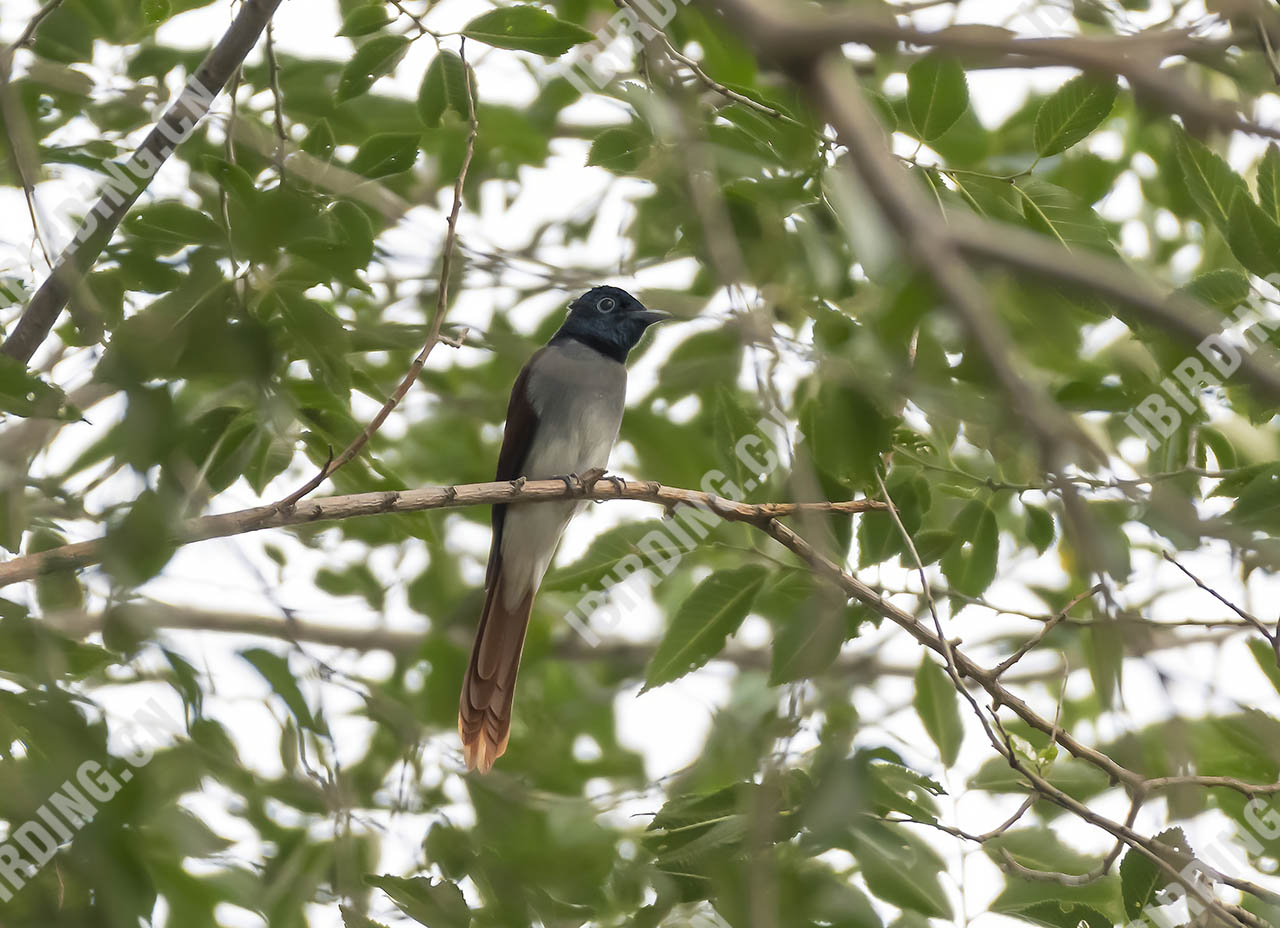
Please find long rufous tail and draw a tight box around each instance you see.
[458,573,534,773]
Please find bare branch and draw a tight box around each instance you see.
[46,601,935,685]
[807,55,1088,472]
[6,0,67,51]
[1162,551,1275,645]
[991,583,1102,677]
[702,0,1272,140]
[0,476,885,588]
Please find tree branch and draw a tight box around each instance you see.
[0,0,286,365]
[0,475,885,588]
[44,601,935,684]
[704,0,1273,140]
[809,55,1086,470]
[949,213,1280,404]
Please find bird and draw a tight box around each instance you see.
[458,286,670,773]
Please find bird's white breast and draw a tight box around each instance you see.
[498,340,627,607]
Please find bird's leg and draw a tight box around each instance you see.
[603,473,627,494]
[556,473,580,492]
[578,466,606,492]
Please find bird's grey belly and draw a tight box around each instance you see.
[499,377,623,608]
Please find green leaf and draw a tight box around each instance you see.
[241,647,328,734]
[28,528,84,613]
[1199,426,1236,470]
[348,131,420,178]
[461,5,595,57]
[337,34,410,101]
[103,488,178,585]
[710,387,768,493]
[858,468,930,567]
[970,755,1110,800]
[914,656,964,765]
[1025,504,1055,555]
[141,0,170,24]
[0,614,117,680]
[340,906,390,928]
[202,156,257,205]
[1178,269,1250,311]
[1225,194,1280,279]
[417,50,472,128]
[1119,846,1161,921]
[848,820,952,918]
[365,876,470,928]
[993,862,1124,927]
[0,491,25,553]
[862,759,945,822]
[768,614,845,685]
[1033,74,1118,157]
[1085,621,1123,710]
[269,290,351,391]
[0,356,73,419]
[543,519,689,591]
[940,500,998,597]
[1248,639,1280,695]
[338,4,393,36]
[1007,900,1112,928]
[986,828,1102,876]
[1014,178,1113,252]
[1175,129,1248,230]
[801,379,893,490]
[301,120,336,158]
[587,127,650,173]
[913,529,955,565]
[865,88,897,133]
[1119,828,1192,920]
[767,572,851,684]
[906,55,968,142]
[124,202,222,252]
[643,565,768,691]
[1259,143,1280,223]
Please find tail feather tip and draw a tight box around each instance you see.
[459,718,506,774]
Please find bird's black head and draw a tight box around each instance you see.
[551,286,670,362]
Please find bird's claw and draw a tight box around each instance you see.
[554,468,609,495]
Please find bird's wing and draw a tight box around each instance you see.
[487,347,544,588]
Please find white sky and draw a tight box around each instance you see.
[2,0,1280,925]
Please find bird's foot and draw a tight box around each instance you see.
[553,468,607,495]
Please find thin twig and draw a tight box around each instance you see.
[265,22,287,182]
[991,583,1102,676]
[7,0,67,51]
[271,40,479,512]
[1162,552,1275,645]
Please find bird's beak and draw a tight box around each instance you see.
[636,309,671,327]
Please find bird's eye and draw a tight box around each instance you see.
[597,297,616,313]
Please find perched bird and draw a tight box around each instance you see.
[459,286,669,772]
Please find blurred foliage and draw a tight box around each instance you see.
[1,0,1280,925]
